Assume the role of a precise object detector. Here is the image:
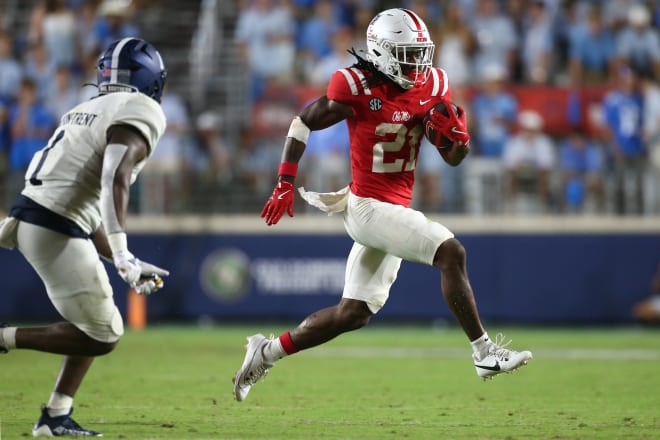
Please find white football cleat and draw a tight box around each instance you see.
[232,333,273,401]
[473,333,532,380]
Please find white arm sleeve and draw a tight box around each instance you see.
[100,143,129,237]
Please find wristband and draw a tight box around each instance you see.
[278,162,298,177]
[108,231,128,255]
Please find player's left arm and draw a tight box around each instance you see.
[261,95,353,225]
[99,124,169,294]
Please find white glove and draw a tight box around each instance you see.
[113,250,142,286]
[113,251,170,295]
[134,274,165,295]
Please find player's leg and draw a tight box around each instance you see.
[8,222,122,436]
[343,194,532,379]
[432,238,484,341]
[13,322,116,356]
[233,242,400,401]
[432,238,532,379]
[287,297,372,349]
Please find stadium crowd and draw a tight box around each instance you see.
[1,0,660,215]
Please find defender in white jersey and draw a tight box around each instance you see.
[0,38,168,437]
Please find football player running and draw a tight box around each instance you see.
[233,8,532,402]
[0,38,169,436]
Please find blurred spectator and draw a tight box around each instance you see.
[234,126,282,209]
[141,90,191,213]
[45,65,81,120]
[601,65,645,214]
[470,64,518,158]
[568,6,615,86]
[0,32,23,100]
[297,0,341,79]
[641,74,660,213]
[29,0,77,69]
[0,97,9,198]
[502,110,556,214]
[469,0,518,81]
[183,111,234,212]
[520,0,555,84]
[299,119,350,195]
[307,26,354,87]
[557,129,605,213]
[75,0,102,64]
[349,4,373,54]
[23,40,57,101]
[7,78,56,207]
[632,260,660,323]
[435,1,477,87]
[465,64,518,214]
[614,3,660,80]
[93,0,140,50]
[235,0,296,101]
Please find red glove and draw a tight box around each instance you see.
[427,102,470,146]
[261,180,295,225]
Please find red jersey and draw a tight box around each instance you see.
[326,66,452,207]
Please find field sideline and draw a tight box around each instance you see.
[1,325,659,439]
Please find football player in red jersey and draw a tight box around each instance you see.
[233,8,532,401]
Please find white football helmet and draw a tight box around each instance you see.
[366,8,435,89]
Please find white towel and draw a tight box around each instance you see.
[298,186,350,215]
[0,217,19,249]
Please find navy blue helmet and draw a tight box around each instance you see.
[97,37,167,103]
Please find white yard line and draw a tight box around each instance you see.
[309,347,660,360]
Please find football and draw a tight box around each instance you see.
[422,101,470,167]
[423,101,458,149]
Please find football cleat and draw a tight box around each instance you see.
[32,405,102,437]
[232,333,273,402]
[473,333,532,380]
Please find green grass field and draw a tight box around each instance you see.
[1,325,659,439]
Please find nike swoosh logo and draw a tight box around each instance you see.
[451,127,467,135]
[419,99,431,105]
[475,361,501,371]
[277,190,292,200]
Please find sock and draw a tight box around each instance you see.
[262,332,298,363]
[0,326,17,350]
[47,392,73,417]
[470,332,491,360]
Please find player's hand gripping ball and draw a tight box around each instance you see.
[423,101,471,166]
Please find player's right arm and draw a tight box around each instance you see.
[99,124,169,294]
[261,95,353,225]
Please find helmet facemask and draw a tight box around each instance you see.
[366,9,435,90]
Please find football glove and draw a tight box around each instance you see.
[261,180,295,225]
[426,102,470,146]
[112,250,170,294]
[134,274,165,295]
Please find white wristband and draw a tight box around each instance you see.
[286,116,311,144]
[108,232,128,256]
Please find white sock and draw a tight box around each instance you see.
[470,332,491,360]
[262,338,287,363]
[0,326,17,350]
[47,392,73,417]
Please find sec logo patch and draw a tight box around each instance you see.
[369,98,382,111]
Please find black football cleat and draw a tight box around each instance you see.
[32,405,102,437]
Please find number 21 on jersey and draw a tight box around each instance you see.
[372,123,423,173]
